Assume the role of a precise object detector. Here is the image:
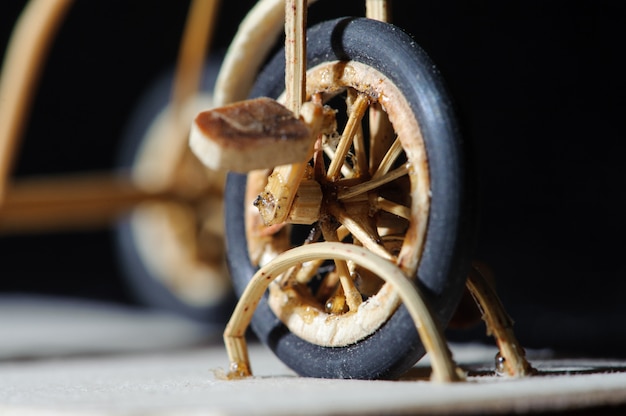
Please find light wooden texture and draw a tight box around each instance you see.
[0,173,167,233]
[149,0,220,192]
[326,94,369,180]
[0,0,73,205]
[247,100,333,226]
[213,0,320,106]
[250,0,310,225]
[467,264,535,377]
[365,0,390,22]
[284,0,306,116]
[224,242,464,383]
[171,0,219,120]
[0,0,219,229]
[189,97,312,173]
[243,61,433,347]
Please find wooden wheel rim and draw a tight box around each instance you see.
[244,61,431,347]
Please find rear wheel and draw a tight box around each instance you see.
[115,60,234,326]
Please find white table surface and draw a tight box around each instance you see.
[1,295,625,415]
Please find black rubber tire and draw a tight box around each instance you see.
[115,56,235,327]
[225,17,475,379]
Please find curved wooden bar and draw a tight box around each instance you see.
[0,0,73,205]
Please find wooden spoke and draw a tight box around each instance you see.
[294,258,325,284]
[374,196,411,220]
[348,90,369,177]
[336,225,350,241]
[321,220,362,311]
[275,264,300,287]
[327,202,393,262]
[245,61,432,350]
[326,94,369,180]
[323,146,355,178]
[368,102,396,175]
[337,163,409,201]
[372,137,402,179]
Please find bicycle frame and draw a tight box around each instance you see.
[0,0,218,232]
[0,0,388,232]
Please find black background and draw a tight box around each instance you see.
[1,1,625,356]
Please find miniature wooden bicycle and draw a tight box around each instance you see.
[1,0,533,381]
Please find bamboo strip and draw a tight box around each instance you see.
[148,0,220,191]
[0,173,167,233]
[368,103,395,176]
[347,91,368,177]
[250,2,310,226]
[171,0,219,120]
[327,202,393,261]
[326,94,369,180]
[365,0,390,22]
[375,196,411,220]
[320,221,362,311]
[372,137,403,179]
[338,163,409,200]
[0,0,73,205]
[284,0,306,116]
[223,242,464,382]
[466,264,536,377]
[365,1,391,178]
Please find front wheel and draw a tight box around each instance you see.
[225,17,475,379]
